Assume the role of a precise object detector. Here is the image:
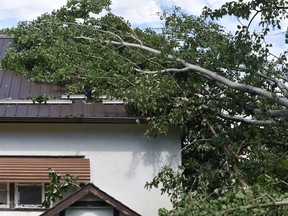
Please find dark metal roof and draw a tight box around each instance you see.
[40,183,141,216]
[0,36,143,123]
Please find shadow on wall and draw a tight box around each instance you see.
[0,123,181,179]
[126,127,181,179]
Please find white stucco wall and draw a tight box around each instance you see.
[0,123,181,216]
[66,208,113,216]
[0,211,44,216]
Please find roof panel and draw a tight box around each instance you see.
[88,103,104,117]
[115,105,128,117]
[0,37,11,60]
[16,105,28,117]
[38,105,50,117]
[49,105,62,117]
[4,104,17,116]
[61,104,73,117]
[29,82,41,97]
[103,105,117,117]
[26,105,40,117]
[0,105,6,116]
[0,71,13,99]
[18,79,31,100]
[8,73,22,99]
[39,83,51,95]
[72,100,83,117]
[0,36,143,123]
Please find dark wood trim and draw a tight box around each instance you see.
[114,208,120,216]
[0,208,44,211]
[59,210,65,216]
[0,117,147,124]
[9,183,15,208]
[40,183,141,216]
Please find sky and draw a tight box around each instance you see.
[0,0,286,56]
[0,0,229,29]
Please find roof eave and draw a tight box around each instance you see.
[0,117,147,124]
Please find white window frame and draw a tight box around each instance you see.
[15,183,45,208]
[0,183,9,208]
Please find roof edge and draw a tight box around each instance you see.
[41,183,141,216]
[0,35,13,39]
[0,117,147,124]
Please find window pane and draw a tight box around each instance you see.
[18,186,42,205]
[0,183,7,204]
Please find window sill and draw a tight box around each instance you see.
[0,208,46,211]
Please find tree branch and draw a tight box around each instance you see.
[224,199,288,214]
[257,72,288,94]
[135,67,191,74]
[75,35,288,108]
[220,113,287,127]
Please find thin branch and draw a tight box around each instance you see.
[273,2,288,9]
[135,67,190,74]
[220,113,288,127]
[257,72,288,94]
[63,22,125,43]
[108,11,143,45]
[180,138,211,154]
[115,74,135,86]
[249,108,288,118]
[277,74,288,83]
[93,28,124,43]
[247,11,260,30]
[202,112,250,189]
[68,51,104,60]
[223,199,288,214]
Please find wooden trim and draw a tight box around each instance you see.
[114,208,120,216]
[40,183,141,216]
[9,183,14,208]
[0,117,147,124]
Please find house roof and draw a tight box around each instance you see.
[40,183,141,216]
[0,156,90,183]
[0,36,144,124]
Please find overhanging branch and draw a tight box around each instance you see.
[75,35,288,108]
[220,113,287,127]
[224,199,288,214]
[135,67,190,74]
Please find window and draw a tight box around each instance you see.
[0,183,8,207]
[16,184,44,208]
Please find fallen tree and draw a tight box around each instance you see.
[1,0,288,215]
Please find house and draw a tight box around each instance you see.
[0,35,181,216]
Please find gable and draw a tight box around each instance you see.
[41,183,141,216]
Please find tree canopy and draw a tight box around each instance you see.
[1,0,288,215]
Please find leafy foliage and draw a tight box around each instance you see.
[1,0,288,215]
[42,168,77,208]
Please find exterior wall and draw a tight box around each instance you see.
[0,123,181,216]
[65,208,113,216]
[0,211,44,216]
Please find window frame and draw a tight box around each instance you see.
[0,183,9,208]
[15,183,45,208]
